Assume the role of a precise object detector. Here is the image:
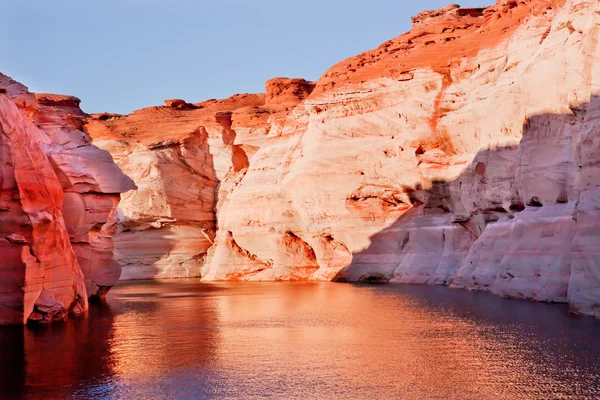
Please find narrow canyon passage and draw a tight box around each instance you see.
[1,0,600,398]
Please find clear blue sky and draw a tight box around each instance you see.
[1,0,486,114]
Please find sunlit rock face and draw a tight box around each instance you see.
[0,74,134,325]
[203,0,600,316]
[84,78,311,280]
[88,0,600,316]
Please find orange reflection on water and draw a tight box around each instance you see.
[209,283,566,399]
[1,281,599,399]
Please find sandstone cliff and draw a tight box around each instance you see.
[85,79,314,280]
[0,75,134,324]
[85,0,600,317]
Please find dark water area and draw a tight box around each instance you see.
[1,281,600,399]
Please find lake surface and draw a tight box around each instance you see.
[1,281,600,399]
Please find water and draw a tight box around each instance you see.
[1,281,599,399]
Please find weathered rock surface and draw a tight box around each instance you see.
[164,99,197,110]
[87,0,600,317]
[85,78,311,280]
[0,74,134,324]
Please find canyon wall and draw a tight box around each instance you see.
[85,78,313,280]
[0,75,134,324]
[85,0,600,317]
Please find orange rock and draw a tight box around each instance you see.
[0,73,134,325]
[265,78,315,105]
[91,112,123,121]
[202,0,600,317]
[84,79,306,280]
[164,99,197,110]
[312,0,566,96]
[86,0,600,318]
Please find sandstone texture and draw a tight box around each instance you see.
[85,79,312,280]
[0,75,134,324]
[86,0,600,317]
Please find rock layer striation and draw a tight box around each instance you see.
[85,0,600,317]
[0,75,134,324]
[85,79,313,280]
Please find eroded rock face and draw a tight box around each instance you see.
[0,74,134,324]
[87,0,600,317]
[85,80,310,280]
[265,78,315,105]
[164,99,197,110]
[203,0,600,316]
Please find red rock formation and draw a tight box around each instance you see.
[86,0,600,317]
[164,99,197,110]
[0,74,134,324]
[265,78,315,105]
[85,78,311,280]
[313,0,567,96]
